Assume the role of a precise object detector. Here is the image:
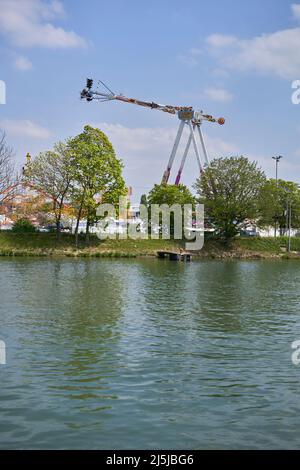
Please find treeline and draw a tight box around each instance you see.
[9,126,126,242]
[1,125,300,243]
[143,156,300,241]
[196,156,300,239]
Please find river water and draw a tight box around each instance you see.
[0,258,300,449]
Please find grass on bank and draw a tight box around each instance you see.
[236,236,300,253]
[0,231,300,258]
[0,232,182,257]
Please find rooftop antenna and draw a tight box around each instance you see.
[81,78,225,184]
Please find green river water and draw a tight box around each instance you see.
[0,258,300,449]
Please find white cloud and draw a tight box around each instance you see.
[212,68,230,79]
[206,34,237,48]
[94,122,300,192]
[92,122,238,196]
[182,87,234,104]
[292,3,300,20]
[0,0,87,48]
[179,5,300,80]
[222,28,300,79]
[94,123,179,171]
[14,56,33,70]
[203,87,233,102]
[205,5,300,80]
[0,119,51,139]
[177,47,202,67]
[95,123,238,160]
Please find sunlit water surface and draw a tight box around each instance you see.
[1,258,300,449]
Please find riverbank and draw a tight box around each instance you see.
[0,232,300,259]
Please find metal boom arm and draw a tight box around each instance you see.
[80,78,225,185]
[81,79,225,124]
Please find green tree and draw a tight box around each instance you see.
[194,156,266,240]
[148,184,195,206]
[12,218,36,233]
[147,183,195,238]
[258,179,300,235]
[69,125,127,242]
[140,194,148,207]
[24,141,74,238]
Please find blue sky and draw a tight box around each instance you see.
[0,0,300,201]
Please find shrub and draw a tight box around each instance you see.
[12,218,36,233]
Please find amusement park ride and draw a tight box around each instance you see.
[80,79,225,185]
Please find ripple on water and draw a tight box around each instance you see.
[1,258,300,449]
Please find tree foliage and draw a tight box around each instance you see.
[68,125,127,240]
[140,194,148,207]
[23,126,126,243]
[148,183,195,206]
[24,141,74,236]
[258,179,300,234]
[12,218,36,233]
[147,183,195,238]
[194,156,266,240]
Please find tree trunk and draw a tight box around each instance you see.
[75,196,85,247]
[53,200,61,240]
[56,218,61,240]
[85,209,90,244]
[56,199,65,240]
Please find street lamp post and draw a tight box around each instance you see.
[272,155,282,185]
[272,155,283,237]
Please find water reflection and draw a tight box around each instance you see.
[1,258,300,449]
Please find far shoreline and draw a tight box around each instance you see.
[0,232,299,260]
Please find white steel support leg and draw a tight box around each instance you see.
[197,123,210,167]
[175,127,192,185]
[161,120,185,184]
[188,121,203,175]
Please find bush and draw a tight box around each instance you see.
[12,218,36,233]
